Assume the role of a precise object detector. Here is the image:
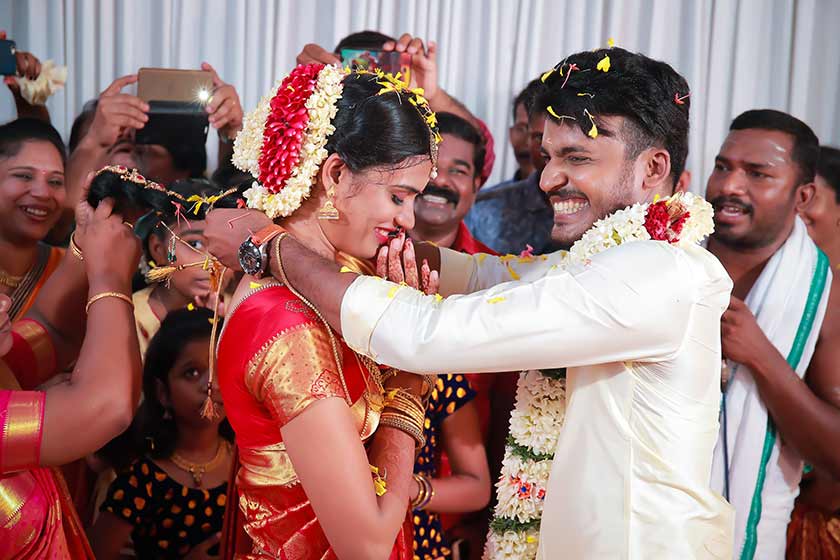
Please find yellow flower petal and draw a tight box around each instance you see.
[506,263,521,280]
[597,55,611,72]
[487,296,506,304]
[608,37,616,48]
[387,285,400,299]
[476,253,487,263]
[540,68,554,83]
[187,303,196,311]
[584,109,599,139]
[434,293,443,303]
[339,266,354,273]
[547,105,562,120]
[249,281,261,289]
[527,535,537,543]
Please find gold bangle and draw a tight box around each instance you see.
[70,232,84,261]
[419,474,435,510]
[85,291,133,314]
[385,392,426,425]
[384,400,426,428]
[379,412,426,448]
[411,473,428,509]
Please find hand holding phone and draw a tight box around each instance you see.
[86,75,149,150]
[382,34,439,102]
[200,62,243,140]
[135,68,211,146]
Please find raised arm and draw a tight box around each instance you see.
[38,198,142,466]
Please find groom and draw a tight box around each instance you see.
[206,47,734,558]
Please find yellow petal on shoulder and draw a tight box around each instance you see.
[487,296,506,304]
[249,281,261,289]
[476,253,488,263]
[434,293,443,303]
[187,303,196,311]
[387,284,401,299]
[339,266,354,273]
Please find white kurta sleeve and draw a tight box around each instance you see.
[438,246,569,297]
[341,241,699,374]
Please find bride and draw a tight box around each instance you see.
[216,63,439,559]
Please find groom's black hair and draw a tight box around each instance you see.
[535,47,690,186]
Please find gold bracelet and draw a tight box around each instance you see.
[385,391,426,425]
[379,412,426,448]
[418,473,435,510]
[411,473,428,509]
[85,291,133,314]
[384,399,426,429]
[70,232,84,261]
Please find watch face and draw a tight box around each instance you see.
[238,240,264,276]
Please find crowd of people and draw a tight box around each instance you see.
[0,26,838,560]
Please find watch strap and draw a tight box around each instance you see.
[251,224,285,246]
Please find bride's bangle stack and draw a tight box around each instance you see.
[380,388,426,448]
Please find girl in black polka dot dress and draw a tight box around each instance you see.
[411,374,492,560]
[90,309,234,559]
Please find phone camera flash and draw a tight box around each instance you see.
[197,88,211,103]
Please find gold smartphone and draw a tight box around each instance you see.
[137,67,213,104]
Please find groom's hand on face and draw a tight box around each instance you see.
[204,208,272,271]
[721,296,773,369]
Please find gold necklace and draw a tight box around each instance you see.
[170,440,229,487]
[0,268,24,289]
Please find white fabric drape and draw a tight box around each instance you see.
[1,0,839,189]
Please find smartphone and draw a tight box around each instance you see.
[137,67,213,105]
[0,39,17,76]
[339,48,410,75]
[135,100,209,146]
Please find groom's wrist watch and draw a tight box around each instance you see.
[238,224,285,277]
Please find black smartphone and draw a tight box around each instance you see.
[135,100,209,146]
[0,39,17,76]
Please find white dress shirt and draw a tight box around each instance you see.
[341,240,735,559]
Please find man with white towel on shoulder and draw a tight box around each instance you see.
[707,109,840,559]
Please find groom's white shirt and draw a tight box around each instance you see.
[341,240,735,559]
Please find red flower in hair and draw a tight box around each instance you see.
[258,64,323,194]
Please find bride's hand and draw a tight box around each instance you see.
[375,232,439,295]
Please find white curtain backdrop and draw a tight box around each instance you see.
[1,0,839,191]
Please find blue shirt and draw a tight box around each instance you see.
[464,171,556,255]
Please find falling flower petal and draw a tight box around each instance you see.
[487,296,506,304]
[608,37,616,48]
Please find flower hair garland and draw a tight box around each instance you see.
[233,64,442,219]
[483,192,714,560]
[233,63,345,219]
